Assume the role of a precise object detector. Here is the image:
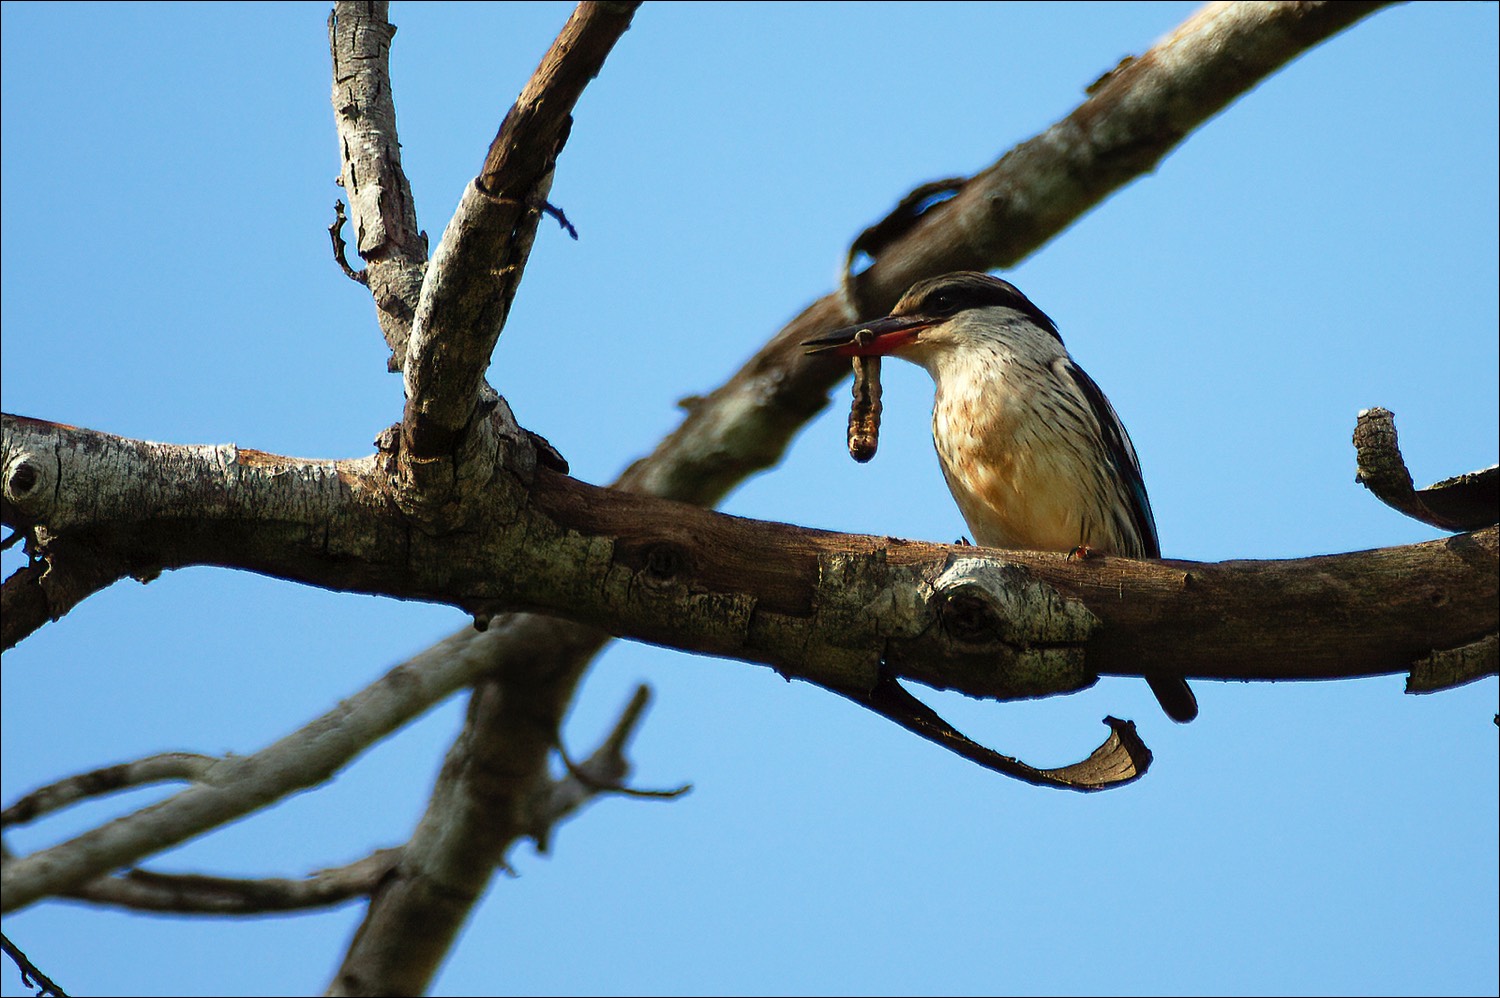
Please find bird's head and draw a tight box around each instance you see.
[803,272,1061,363]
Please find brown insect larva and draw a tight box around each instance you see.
[847,329,882,463]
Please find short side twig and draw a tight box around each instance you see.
[328,200,368,285]
[0,931,67,998]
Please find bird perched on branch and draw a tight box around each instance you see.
[804,271,1197,723]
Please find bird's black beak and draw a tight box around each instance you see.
[802,314,934,357]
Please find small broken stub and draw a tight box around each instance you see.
[847,330,882,463]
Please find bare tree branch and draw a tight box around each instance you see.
[329,0,428,371]
[396,1,639,509]
[9,413,1490,703]
[1,754,215,828]
[1407,633,1499,695]
[617,0,1395,505]
[1,562,51,653]
[1,931,67,998]
[835,677,1153,792]
[476,2,640,195]
[4,406,1493,923]
[1355,407,1500,531]
[0,621,520,914]
[536,684,688,852]
[328,199,369,286]
[0,4,1430,995]
[326,616,608,996]
[61,849,401,916]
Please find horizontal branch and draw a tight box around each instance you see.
[530,468,1500,688]
[8,411,1490,922]
[0,931,65,998]
[6,412,1493,696]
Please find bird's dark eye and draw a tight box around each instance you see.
[926,292,958,315]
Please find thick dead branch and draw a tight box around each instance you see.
[1407,633,1499,695]
[329,1,428,371]
[327,616,609,997]
[477,2,640,195]
[1354,407,1499,531]
[1,562,50,653]
[397,1,638,501]
[5,412,1494,705]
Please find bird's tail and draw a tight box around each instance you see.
[1146,674,1198,723]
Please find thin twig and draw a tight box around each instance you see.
[328,200,368,285]
[534,685,690,853]
[541,200,578,240]
[62,849,401,915]
[2,753,217,828]
[0,932,67,998]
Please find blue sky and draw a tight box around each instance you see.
[2,2,1496,995]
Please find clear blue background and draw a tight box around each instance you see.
[2,2,1496,995]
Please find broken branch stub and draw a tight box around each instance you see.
[1354,407,1499,531]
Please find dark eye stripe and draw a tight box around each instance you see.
[905,272,1061,342]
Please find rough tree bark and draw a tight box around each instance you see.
[2,3,1493,996]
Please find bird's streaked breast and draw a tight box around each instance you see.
[923,338,1146,556]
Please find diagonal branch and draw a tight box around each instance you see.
[1,754,216,828]
[2,562,54,653]
[60,849,401,916]
[536,685,688,852]
[397,1,639,487]
[0,931,66,998]
[837,676,1153,792]
[618,0,1394,504]
[0,620,516,915]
